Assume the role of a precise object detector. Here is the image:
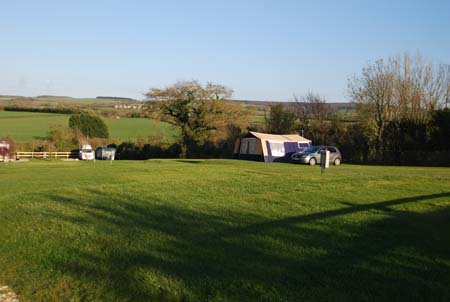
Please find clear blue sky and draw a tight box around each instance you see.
[1,0,449,101]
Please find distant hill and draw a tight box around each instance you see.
[232,100,355,111]
[96,96,138,102]
[36,95,73,98]
[0,95,23,98]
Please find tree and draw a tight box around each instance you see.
[348,53,450,162]
[145,81,248,157]
[69,112,109,139]
[294,93,331,144]
[265,103,297,134]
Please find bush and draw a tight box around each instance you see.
[116,142,181,160]
[69,112,109,138]
[47,124,78,151]
[129,112,142,118]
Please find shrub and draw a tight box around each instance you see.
[47,124,78,151]
[116,142,181,160]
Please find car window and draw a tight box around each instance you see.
[329,147,336,153]
[303,146,320,153]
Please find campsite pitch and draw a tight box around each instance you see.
[0,160,449,301]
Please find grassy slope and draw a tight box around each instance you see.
[0,111,179,142]
[104,118,179,142]
[0,160,449,302]
[0,111,68,141]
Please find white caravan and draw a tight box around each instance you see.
[79,144,95,160]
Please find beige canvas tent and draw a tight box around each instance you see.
[233,131,311,162]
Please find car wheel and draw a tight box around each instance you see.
[334,158,341,166]
[309,158,316,166]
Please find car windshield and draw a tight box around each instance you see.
[82,149,93,153]
[302,146,320,153]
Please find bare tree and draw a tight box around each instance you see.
[294,93,331,144]
[348,59,395,160]
[391,54,450,122]
[348,53,450,161]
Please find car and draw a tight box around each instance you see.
[79,144,95,160]
[291,145,342,166]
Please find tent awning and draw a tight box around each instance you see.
[249,131,310,142]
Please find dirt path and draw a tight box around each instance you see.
[0,285,19,302]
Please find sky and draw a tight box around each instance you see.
[1,0,449,102]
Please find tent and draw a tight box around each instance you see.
[233,131,311,162]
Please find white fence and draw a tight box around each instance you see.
[15,151,78,159]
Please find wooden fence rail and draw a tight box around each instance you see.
[16,151,78,159]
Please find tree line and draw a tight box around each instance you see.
[142,53,449,165]
[6,53,449,165]
[3,105,80,114]
[265,53,450,165]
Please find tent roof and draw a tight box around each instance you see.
[248,131,311,142]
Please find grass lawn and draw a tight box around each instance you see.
[0,111,180,143]
[0,160,449,301]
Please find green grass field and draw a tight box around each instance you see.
[0,111,180,142]
[0,160,449,301]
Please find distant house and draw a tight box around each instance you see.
[113,104,142,110]
[233,131,311,162]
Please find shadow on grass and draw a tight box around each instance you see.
[173,160,204,164]
[44,191,450,302]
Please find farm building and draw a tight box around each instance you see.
[233,131,311,162]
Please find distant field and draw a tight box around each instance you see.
[0,96,141,114]
[0,96,135,104]
[1,96,355,127]
[0,111,180,142]
[105,117,179,142]
[1,96,270,124]
[0,160,449,301]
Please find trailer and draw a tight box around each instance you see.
[96,147,116,160]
